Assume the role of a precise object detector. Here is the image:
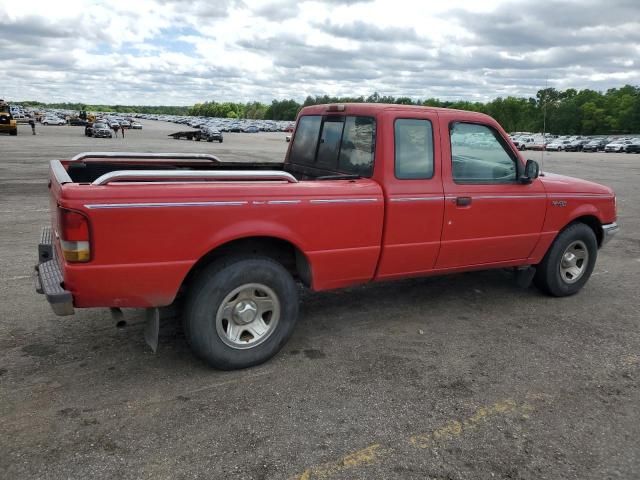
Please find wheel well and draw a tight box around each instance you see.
[569,215,603,246]
[180,237,312,293]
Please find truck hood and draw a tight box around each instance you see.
[540,172,613,196]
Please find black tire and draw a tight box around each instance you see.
[10,129,17,136]
[219,139,223,143]
[184,256,299,370]
[534,223,598,297]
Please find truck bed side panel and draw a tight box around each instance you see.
[56,180,384,307]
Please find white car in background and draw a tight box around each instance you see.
[546,140,572,151]
[42,116,65,126]
[605,139,633,152]
[512,136,535,150]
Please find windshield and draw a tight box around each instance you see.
[94,123,106,128]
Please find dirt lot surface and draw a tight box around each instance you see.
[1,121,638,479]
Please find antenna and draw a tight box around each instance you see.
[540,77,548,173]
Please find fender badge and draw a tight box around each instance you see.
[552,200,567,207]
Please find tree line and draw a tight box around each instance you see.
[189,85,640,134]
[15,101,191,116]
[14,85,640,134]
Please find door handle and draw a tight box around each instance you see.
[456,196,472,207]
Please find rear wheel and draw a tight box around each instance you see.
[10,129,17,136]
[184,256,299,369]
[534,223,598,296]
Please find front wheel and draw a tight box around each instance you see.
[184,256,299,369]
[534,223,598,297]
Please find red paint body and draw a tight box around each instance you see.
[48,105,616,309]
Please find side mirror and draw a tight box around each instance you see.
[520,159,540,184]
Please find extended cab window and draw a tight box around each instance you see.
[450,122,517,183]
[289,115,375,177]
[395,118,434,179]
[290,115,322,166]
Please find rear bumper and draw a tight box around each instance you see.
[35,226,74,316]
[602,222,619,246]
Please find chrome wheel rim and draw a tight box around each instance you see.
[215,283,280,349]
[559,240,589,284]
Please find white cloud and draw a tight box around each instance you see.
[0,0,638,105]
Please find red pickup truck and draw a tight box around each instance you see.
[36,104,618,369]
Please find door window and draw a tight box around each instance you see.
[394,119,434,179]
[450,123,517,183]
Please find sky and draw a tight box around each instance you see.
[0,0,639,105]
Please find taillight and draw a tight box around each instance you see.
[58,208,91,262]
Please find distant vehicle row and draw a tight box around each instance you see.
[510,134,640,153]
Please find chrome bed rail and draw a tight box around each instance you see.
[91,170,298,185]
[70,152,221,163]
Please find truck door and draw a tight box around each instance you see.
[436,120,546,269]
[376,112,445,279]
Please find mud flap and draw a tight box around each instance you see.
[515,266,536,288]
[144,307,160,353]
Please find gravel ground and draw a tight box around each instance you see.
[0,121,638,479]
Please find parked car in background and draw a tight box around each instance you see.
[582,139,608,152]
[605,139,633,152]
[527,137,549,151]
[42,116,65,126]
[512,136,535,150]
[202,126,223,143]
[130,122,143,129]
[243,125,259,133]
[91,122,113,138]
[625,139,640,153]
[565,139,590,152]
[546,140,572,151]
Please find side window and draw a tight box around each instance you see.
[450,123,517,183]
[338,116,375,176]
[395,118,434,179]
[289,115,321,166]
[316,118,345,169]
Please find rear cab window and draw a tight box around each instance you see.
[288,115,376,177]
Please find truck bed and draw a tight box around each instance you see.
[62,152,350,184]
[47,152,385,309]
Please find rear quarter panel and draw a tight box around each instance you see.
[57,179,384,307]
